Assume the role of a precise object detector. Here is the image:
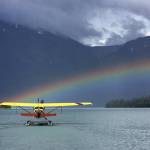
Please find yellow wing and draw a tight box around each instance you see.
[0,102,92,107]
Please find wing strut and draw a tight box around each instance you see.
[18,106,32,114]
[46,107,59,114]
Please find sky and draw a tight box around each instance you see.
[0,0,150,46]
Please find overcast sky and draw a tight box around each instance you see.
[0,0,150,46]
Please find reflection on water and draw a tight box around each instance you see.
[1,108,150,150]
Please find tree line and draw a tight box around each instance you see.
[105,95,150,108]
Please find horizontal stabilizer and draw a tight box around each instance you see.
[19,113,57,117]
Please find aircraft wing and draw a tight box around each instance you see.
[0,102,92,107]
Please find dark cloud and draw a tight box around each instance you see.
[0,0,150,46]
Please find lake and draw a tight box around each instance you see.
[0,108,150,150]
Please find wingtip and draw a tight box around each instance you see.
[80,102,93,106]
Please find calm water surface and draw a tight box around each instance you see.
[1,108,150,150]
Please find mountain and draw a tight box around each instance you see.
[107,36,150,64]
[0,20,150,105]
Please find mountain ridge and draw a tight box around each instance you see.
[0,20,150,105]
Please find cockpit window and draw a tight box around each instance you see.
[34,107,44,109]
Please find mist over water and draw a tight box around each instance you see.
[1,108,150,150]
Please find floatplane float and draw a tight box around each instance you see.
[0,99,92,126]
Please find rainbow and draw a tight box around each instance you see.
[7,59,150,102]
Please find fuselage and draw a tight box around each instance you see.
[34,107,45,118]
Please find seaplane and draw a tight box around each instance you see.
[0,99,92,126]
